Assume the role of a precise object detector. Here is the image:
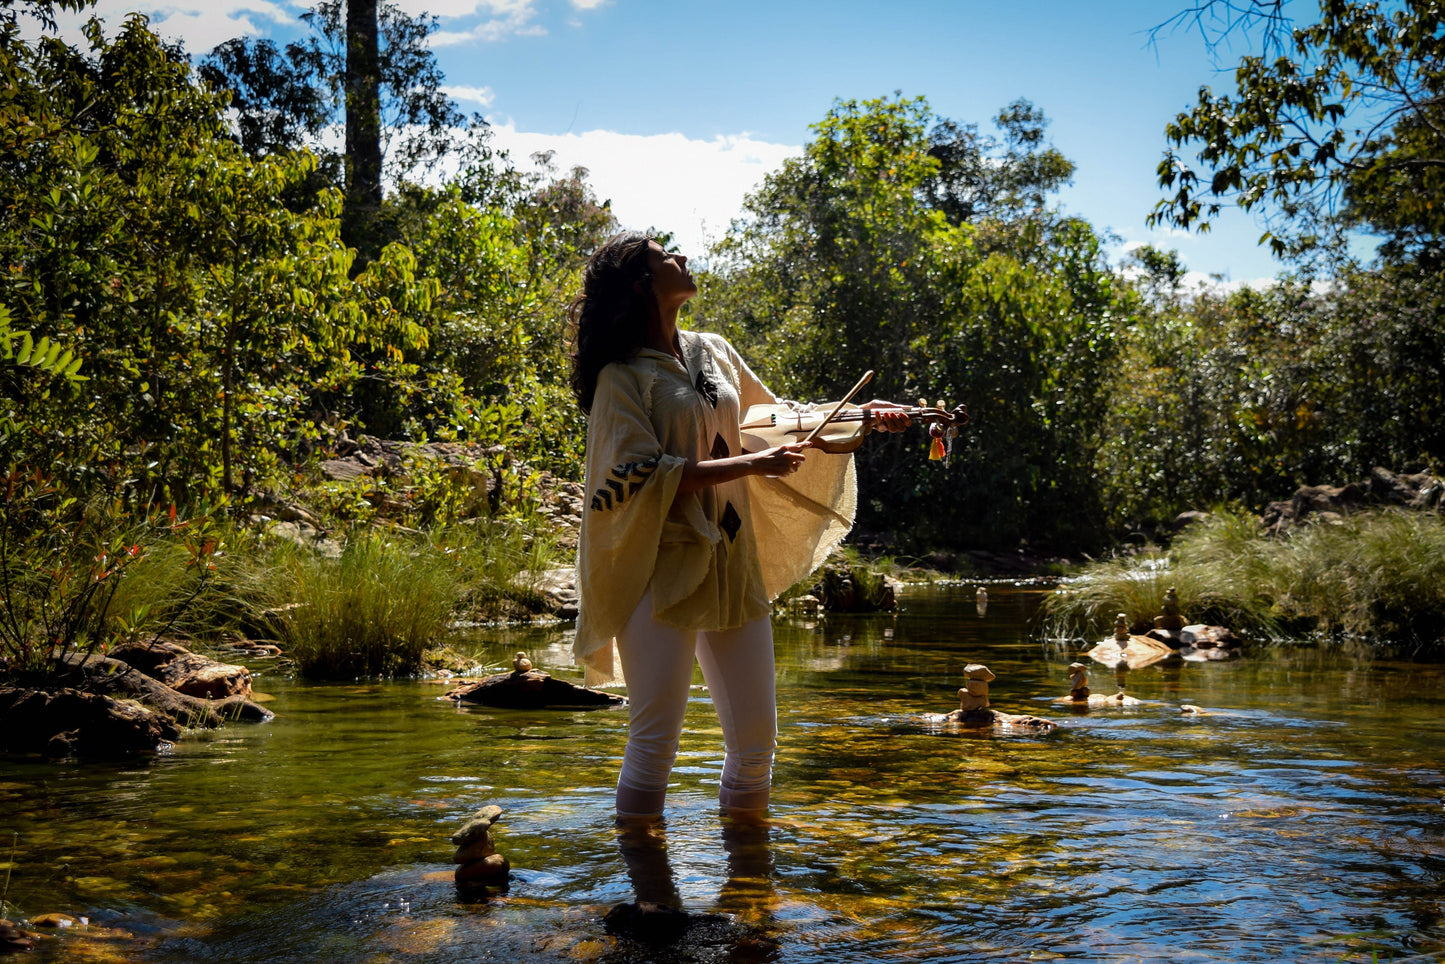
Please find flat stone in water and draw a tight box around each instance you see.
[445,669,626,710]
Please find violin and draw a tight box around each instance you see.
[740,401,969,455]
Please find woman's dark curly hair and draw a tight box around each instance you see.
[569,231,656,414]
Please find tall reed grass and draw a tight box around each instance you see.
[231,516,562,678]
[1044,508,1445,653]
[242,529,464,679]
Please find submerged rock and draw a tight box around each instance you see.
[0,918,36,952]
[603,902,752,947]
[445,668,625,710]
[941,708,1058,731]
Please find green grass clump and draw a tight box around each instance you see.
[432,518,558,616]
[1262,510,1445,645]
[1044,508,1445,653]
[244,529,464,679]
[234,514,563,679]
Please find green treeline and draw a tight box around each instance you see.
[0,1,1441,668]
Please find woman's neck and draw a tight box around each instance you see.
[646,308,682,361]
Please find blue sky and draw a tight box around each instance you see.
[52,0,1329,287]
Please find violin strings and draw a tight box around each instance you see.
[773,407,951,426]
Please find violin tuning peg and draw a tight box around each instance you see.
[917,398,927,410]
[935,399,945,411]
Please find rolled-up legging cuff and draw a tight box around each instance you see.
[718,783,769,813]
[616,780,668,818]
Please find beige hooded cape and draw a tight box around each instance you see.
[573,331,856,684]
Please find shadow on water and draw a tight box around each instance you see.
[1,585,1443,962]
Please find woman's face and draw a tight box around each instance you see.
[644,239,697,310]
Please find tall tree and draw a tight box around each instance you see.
[701,94,1127,550]
[1151,0,1444,265]
[925,99,1076,225]
[344,0,381,252]
[200,1,466,257]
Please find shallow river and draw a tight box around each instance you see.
[2,585,1443,962]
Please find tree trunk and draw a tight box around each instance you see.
[343,0,382,262]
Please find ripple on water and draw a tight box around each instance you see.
[3,588,1444,962]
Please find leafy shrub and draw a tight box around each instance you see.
[0,473,221,681]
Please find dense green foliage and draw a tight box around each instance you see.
[0,8,597,676]
[1,0,1441,671]
[1152,0,1444,265]
[0,10,591,501]
[697,94,1129,550]
[0,472,223,678]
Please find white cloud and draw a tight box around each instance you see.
[35,0,298,51]
[441,84,496,107]
[1116,248,1277,296]
[392,0,527,17]
[1114,234,1281,296]
[36,0,561,52]
[423,0,545,45]
[487,125,800,257]
[569,0,608,9]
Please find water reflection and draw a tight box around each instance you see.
[615,817,683,911]
[610,814,780,961]
[1,585,1442,963]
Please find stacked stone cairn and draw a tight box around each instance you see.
[954,663,996,722]
[451,804,509,890]
[1155,587,1184,634]
[944,663,1056,731]
[1068,662,1090,701]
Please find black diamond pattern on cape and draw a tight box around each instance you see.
[720,501,742,542]
[694,369,719,408]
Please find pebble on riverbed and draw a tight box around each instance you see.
[1,919,36,952]
[451,804,509,891]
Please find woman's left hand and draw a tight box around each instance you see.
[861,399,912,433]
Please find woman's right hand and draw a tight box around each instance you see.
[750,441,809,478]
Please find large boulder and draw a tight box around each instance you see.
[108,638,252,699]
[1261,467,1442,533]
[55,652,273,728]
[0,687,180,757]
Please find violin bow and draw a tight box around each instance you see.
[802,370,874,446]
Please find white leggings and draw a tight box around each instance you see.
[614,589,777,816]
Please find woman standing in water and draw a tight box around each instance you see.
[569,231,908,818]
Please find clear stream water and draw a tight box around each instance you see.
[1,585,1442,963]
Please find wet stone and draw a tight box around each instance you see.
[452,804,510,890]
[0,919,36,952]
[454,852,509,883]
[451,835,495,863]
